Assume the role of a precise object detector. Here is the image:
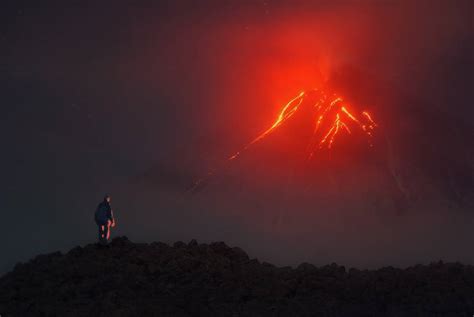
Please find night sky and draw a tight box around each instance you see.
[1,0,473,273]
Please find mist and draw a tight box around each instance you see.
[1,0,472,273]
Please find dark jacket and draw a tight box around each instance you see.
[95,201,113,225]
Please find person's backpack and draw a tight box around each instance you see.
[94,203,109,224]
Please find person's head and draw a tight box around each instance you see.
[104,195,111,203]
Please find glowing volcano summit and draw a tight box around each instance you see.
[228,88,378,161]
[191,87,378,191]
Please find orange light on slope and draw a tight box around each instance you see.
[362,111,377,127]
[227,88,377,160]
[190,87,378,192]
[227,91,305,161]
[249,91,305,145]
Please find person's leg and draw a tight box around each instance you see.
[106,221,111,241]
[99,224,107,244]
[98,225,103,243]
[103,222,109,243]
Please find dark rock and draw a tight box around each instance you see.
[209,241,231,254]
[173,241,186,248]
[296,262,316,272]
[188,239,198,247]
[1,239,473,316]
[68,246,83,257]
[230,247,250,263]
[110,236,131,247]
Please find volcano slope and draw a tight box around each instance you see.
[0,237,473,317]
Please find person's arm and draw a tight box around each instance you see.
[110,210,116,227]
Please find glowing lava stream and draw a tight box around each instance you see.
[189,88,377,191]
[227,88,377,161]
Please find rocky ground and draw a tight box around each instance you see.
[0,236,473,316]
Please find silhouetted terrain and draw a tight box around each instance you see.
[1,237,473,316]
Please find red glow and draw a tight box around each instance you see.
[190,87,378,192]
[227,88,377,161]
[228,91,306,161]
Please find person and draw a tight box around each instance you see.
[94,194,116,245]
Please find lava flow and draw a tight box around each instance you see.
[227,88,377,161]
[189,88,377,191]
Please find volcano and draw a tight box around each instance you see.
[187,82,408,215]
[226,88,378,162]
[130,68,474,268]
[183,68,474,216]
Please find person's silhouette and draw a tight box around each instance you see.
[94,195,116,244]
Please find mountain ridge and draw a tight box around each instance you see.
[1,236,473,316]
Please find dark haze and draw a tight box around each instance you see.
[1,0,473,273]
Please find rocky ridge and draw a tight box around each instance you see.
[1,236,473,316]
